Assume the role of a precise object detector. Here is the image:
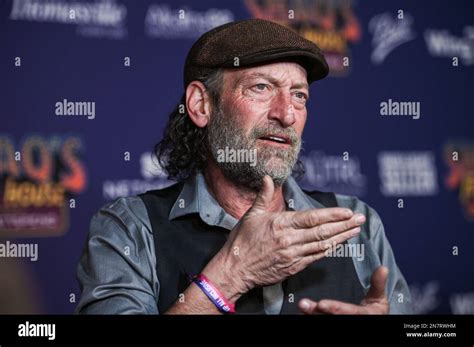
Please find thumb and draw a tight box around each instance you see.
[366,266,389,300]
[248,175,275,215]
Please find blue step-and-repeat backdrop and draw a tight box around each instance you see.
[0,0,473,314]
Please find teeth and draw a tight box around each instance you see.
[267,136,285,143]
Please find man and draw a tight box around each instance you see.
[76,19,412,314]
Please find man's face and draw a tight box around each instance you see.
[207,61,309,190]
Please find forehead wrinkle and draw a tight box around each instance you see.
[239,71,307,89]
[223,63,308,92]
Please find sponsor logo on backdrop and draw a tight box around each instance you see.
[0,135,87,237]
[102,151,173,201]
[9,0,127,39]
[425,26,474,66]
[369,12,416,64]
[409,281,440,314]
[145,4,234,39]
[450,292,474,314]
[298,150,367,196]
[444,142,474,220]
[378,151,438,196]
[245,0,362,76]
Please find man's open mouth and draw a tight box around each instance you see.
[258,134,292,145]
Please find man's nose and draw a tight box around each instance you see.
[267,91,296,127]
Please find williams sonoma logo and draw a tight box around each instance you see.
[0,135,87,237]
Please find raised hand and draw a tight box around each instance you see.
[298,266,390,315]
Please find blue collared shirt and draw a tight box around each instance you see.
[76,173,412,314]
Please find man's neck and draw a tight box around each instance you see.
[203,162,286,220]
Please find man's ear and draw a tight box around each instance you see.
[186,81,212,128]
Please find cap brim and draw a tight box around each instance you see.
[221,48,329,83]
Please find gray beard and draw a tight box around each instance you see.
[206,104,302,191]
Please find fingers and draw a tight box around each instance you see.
[299,226,361,256]
[247,175,274,216]
[313,299,369,314]
[366,266,389,300]
[293,213,365,257]
[288,207,354,229]
[294,213,365,245]
[299,298,387,315]
[298,299,320,315]
[299,298,368,314]
[299,298,365,315]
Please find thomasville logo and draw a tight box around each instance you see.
[0,135,87,237]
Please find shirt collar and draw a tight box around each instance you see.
[169,172,325,230]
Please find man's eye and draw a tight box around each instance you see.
[294,92,307,100]
[252,84,269,92]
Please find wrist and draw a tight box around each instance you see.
[202,251,248,304]
[191,274,236,313]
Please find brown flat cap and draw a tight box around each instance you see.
[184,18,329,87]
